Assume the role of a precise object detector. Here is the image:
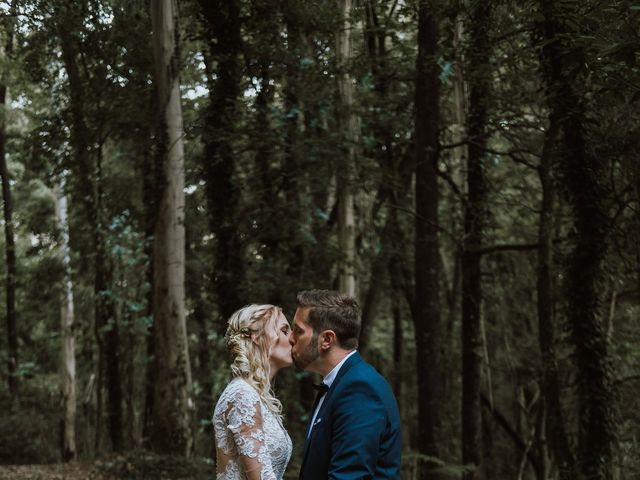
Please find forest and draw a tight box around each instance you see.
[0,0,638,479]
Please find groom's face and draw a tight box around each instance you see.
[291,307,320,371]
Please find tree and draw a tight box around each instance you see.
[535,3,575,477]
[539,1,614,478]
[197,0,246,321]
[0,0,637,472]
[462,2,492,478]
[53,1,124,452]
[414,0,443,476]
[56,184,77,462]
[0,0,18,401]
[335,0,357,296]
[149,0,193,456]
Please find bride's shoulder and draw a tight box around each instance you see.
[216,378,260,407]
[214,378,264,424]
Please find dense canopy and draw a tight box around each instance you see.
[0,1,638,479]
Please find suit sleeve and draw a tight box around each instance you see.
[328,380,386,479]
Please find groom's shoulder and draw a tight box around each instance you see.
[344,354,392,390]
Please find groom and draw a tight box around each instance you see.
[290,290,402,479]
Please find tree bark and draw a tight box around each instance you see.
[359,249,386,354]
[251,0,283,304]
[335,0,357,297]
[0,0,18,401]
[95,147,123,452]
[282,1,308,294]
[451,10,467,187]
[414,0,443,476]
[149,0,193,456]
[563,120,612,480]
[141,120,161,446]
[198,0,246,321]
[391,282,403,407]
[462,3,492,478]
[56,186,77,461]
[55,4,123,452]
[539,1,613,478]
[536,61,576,480]
[637,156,640,320]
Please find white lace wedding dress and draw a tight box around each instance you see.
[213,377,292,480]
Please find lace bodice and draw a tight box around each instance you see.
[213,378,292,480]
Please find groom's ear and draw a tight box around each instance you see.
[319,330,337,350]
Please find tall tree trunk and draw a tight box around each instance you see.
[0,1,18,401]
[414,0,443,476]
[462,3,492,478]
[359,249,387,354]
[141,126,161,445]
[192,285,212,456]
[149,0,193,456]
[391,278,403,406]
[94,147,123,452]
[282,1,307,293]
[142,314,155,445]
[358,0,397,354]
[452,11,467,186]
[536,77,576,480]
[252,0,282,304]
[122,308,136,449]
[637,159,640,313]
[335,0,357,297]
[56,186,77,461]
[563,105,612,480]
[198,0,246,321]
[539,2,613,479]
[55,5,123,452]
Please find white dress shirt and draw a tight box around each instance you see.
[307,350,357,437]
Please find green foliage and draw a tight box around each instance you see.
[0,377,60,464]
[0,0,637,477]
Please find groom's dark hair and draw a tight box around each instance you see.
[296,290,361,349]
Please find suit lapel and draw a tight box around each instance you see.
[300,352,363,472]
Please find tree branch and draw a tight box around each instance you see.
[613,375,640,387]
[387,0,399,20]
[441,137,540,170]
[477,243,539,256]
[437,167,465,201]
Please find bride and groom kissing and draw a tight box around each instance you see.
[213,289,402,479]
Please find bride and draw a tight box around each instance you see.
[213,304,293,479]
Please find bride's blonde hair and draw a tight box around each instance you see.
[225,304,284,418]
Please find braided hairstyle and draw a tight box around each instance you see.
[225,304,284,418]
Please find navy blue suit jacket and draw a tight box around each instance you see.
[299,352,402,479]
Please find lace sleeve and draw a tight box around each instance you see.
[225,387,277,480]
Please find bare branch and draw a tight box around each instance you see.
[477,243,539,256]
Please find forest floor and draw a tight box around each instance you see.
[0,463,115,479]
[0,453,215,479]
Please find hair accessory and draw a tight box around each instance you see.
[226,326,252,339]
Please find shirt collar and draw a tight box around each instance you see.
[322,350,357,388]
